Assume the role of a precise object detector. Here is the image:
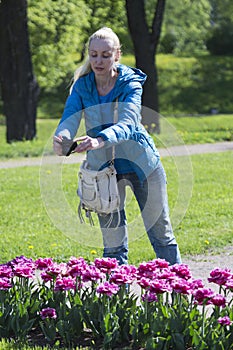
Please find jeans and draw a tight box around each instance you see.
[98,161,182,265]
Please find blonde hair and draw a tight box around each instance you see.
[72,27,121,87]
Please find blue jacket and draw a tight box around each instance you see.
[55,64,160,181]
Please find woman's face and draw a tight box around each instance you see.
[88,38,118,77]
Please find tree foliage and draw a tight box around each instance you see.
[206,24,233,55]
[158,0,212,55]
[80,0,127,48]
[206,0,233,55]
[27,0,90,90]
[209,0,233,25]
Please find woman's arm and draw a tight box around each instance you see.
[53,84,84,155]
[55,85,83,140]
[97,84,143,146]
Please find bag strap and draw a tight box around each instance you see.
[112,98,118,163]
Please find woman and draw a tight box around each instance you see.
[53,27,181,265]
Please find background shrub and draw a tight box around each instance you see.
[206,23,233,55]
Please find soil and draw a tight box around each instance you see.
[182,245,233,291]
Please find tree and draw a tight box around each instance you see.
[0,0,39,142]
[126,0,166,133]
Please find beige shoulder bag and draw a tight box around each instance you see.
[77,100,120,225]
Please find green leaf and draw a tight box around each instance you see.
[39,321,57,342]
[73,293,83,306]
[171,332,185,350]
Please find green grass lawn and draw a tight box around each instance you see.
[0,151,232,265]
[0,115,232,265]
[0,114,232,159]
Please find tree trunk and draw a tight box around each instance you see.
[126,0,166,133]
[0,0,39,143]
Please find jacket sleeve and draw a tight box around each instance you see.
[54,84,83,140]
[97,82,142,146]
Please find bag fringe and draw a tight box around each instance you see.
[78,201,121,228]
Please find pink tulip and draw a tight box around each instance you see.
[189,279,204,290]
[156,268,176,281]
[82,265,105,283]
[217,316,232,326]
[54,277,76,291]
[96,281,119,297]
[210,294,226,307]
[142,291,158,302]
[40,307,57,320]
[171,278,191,294]
[35,258,54,270]
[0,265,13,278]
[0,277,12,290]
[67,256,87,266]
[150,279,172,294]
[13,264,35,278]
[94,257,118,273]
[68,257,88,278]
[153,258,170,269]
[171,263,192,280]
[208,268,232,286]
[137,260,159,279]
[225,278,233,291]
[138,277,152,290]
[193,288,215,304]
[109,272,133,285]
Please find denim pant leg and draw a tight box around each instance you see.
[98,177,129,265]
[133,162,182,265]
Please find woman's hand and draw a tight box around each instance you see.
[74,136,104,153]
[53,135,104,155]
[53,135,63,156]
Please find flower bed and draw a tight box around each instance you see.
[0,256,232,349]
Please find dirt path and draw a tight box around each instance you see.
[183,246,233,286]
[0,141,232,169]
